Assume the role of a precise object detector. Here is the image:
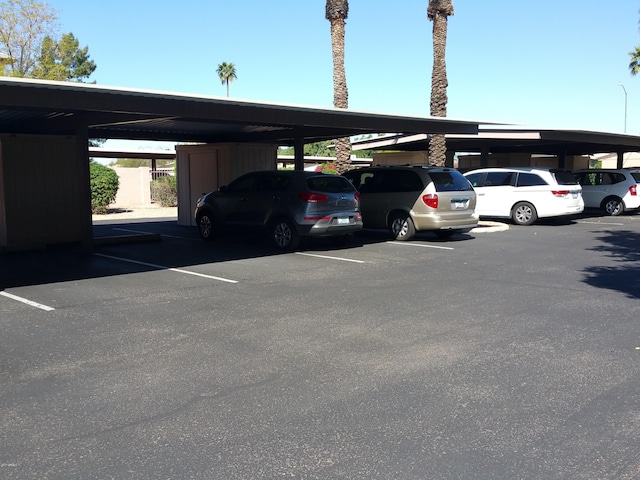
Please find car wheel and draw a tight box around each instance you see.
[272,218,300,250]
[196,211,216,241]
[390,212,416,241]
[511,202,537,225]
[601,196,624,216]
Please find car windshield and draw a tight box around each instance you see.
[551,169,579,185]
[430,171,473,192]
[306,175,355,193]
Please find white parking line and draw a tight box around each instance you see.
[295,252,366,264]
[94,253,239,283]
[577,220,625,226]
[0,291,55,311]
[113,228,190,240]
[387,241,454,250]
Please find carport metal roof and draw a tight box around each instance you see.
[0,78,483,146]
[352,127,640,156]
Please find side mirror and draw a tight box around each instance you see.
[219,185,228,193]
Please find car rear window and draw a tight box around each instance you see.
[630,172,640,182]
[307,175,356,193]
[429,171,473,192]
[551,169,579,185]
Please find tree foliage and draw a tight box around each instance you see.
[0,0,57,77]
[0,0,95,81]
[90,162,119,214]
[216,61,237,97]
[150,175,177,207]
[110,158,174,168]
[33,32,95,81]
[629,45,640,76]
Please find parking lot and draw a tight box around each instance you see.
[2,213,640,479]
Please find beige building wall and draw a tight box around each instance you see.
[177,143,278,226]
[110,166,152,208]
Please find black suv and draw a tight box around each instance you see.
[195,170,363,249]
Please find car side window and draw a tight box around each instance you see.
[465,172,483,187]
[227,174,257,193]
[516,173,548,187]
[609,173,625,184]
[598,173,612,185]
[256,174,290,192]
[382,171,423,192]
[577,173,596,186]
[485,172,514,187]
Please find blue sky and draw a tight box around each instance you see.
[49,0,640,143]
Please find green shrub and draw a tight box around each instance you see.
[90,162,119,214]
[151,175,177,207]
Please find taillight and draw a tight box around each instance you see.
[354,192,361,202]
[551,190,570,197]
[422,193,438,208]
[630,184,637,196]
[299,192,329,203]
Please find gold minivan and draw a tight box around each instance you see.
[344,166,478,240]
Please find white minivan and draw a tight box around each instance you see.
[463,167,584,225]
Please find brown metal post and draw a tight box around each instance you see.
[294,134,305,171]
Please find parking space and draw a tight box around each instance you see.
[2,213,640,478]
[1,213,637,312]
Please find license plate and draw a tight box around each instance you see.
[337,217,350,224]
[452,201,468,210]
[571,191,579,198]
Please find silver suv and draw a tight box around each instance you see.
[195,170,363,249]
[343,166,478,240]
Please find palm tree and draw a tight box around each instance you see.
[629,46,640,75]
[326,0,351,174]
[427,0,454,166]
[217,62,237,97]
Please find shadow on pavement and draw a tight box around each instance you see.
[583,229,640,299]
[1,219,476,289]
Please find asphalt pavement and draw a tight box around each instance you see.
[1,212,639,479]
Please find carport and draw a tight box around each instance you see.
[0,77,483,251]
[352,127,640,169]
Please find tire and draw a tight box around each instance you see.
[271,218,300,250]
[389,212,416,241]
[196,211,216,241]
[511,202,537,226]
[601,196,624,216]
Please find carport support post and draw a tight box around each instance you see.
[480,147,489,167]
[294,134,305,171]
[76,125,93,252]
[617,151,624,169]
[557,150,566,169]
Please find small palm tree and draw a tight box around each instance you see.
[326,0,351,174]
[216,62,237,97]
[427,0,454,166]
[629,46,640,75]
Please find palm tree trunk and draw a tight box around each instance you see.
[327,1,351,174]
[428,2,453,166]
